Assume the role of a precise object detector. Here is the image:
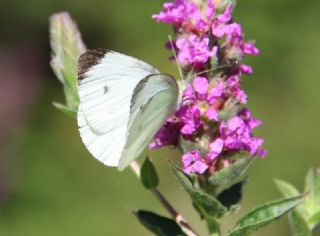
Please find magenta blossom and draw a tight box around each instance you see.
[212,4,233,38]
[176,35,217,66]
[149,117,181,149]
[182,150,208,174]
[152,0,266,175]
[152,0,197,25]
[153,0,215,33]
[217,109,266,157]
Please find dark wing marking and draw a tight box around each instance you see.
[78,48,110,80]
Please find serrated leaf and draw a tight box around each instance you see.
[289,211,312,236]
[305,167,320,218]
[228,194,306,236]
[208,157,254,186]
[140,157,159,189]
[49,12,86,112]
[169,162,227,219]
[52,102,77,118]
[133,210,186,236]
[217,180,246,211]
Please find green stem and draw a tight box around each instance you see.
[207,217,221,236]
[130,161,199,236]
[197,179,220,236]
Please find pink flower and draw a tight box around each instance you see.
[208,138,224,161]
[240,64,253,74]
[182,150,208,174]
[152,0,267,175]
[176,35,217,66]
[243,42,260,56]
[212,24,226,38]
[152,0,214,33]
[218,109,266,157]
[207,82,224,104]
[212,4,233,38]
[205,108,219,121]
[152,0,197,25]
[150,118,180,149]
[205,0,215,20]
[193,76,209,96]
[217,4,232,23]
[226,76,248,104]
[180,105,202,136]
[257,149,268,158]
[182,84,196,102]
[224,23,243,43]
[238,108,262,129]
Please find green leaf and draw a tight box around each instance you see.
[208,157,254,186]
[133,210,186,236]
[52,102,77,118]
[308,211,320,229]
[49,12,86,112]
[217,180,246,212]
[140,157,159,189]
[274,179,300,198]
[169,162,227,219]
[305,167,320,218]
[228,194,306,236]
[274,178,306,217]
[289,211,312,236]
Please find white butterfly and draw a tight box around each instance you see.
[77,49,180,170]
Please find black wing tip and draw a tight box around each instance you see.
[78,48,110,80]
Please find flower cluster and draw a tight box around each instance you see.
[151,0,266,175]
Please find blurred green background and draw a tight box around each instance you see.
[0,0,320,235]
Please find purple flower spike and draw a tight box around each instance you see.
[152,0,266,176]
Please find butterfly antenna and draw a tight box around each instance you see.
[168,35,183,81]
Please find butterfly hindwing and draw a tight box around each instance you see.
[118,74,179,170]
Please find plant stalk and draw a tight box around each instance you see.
[130,161,199,236]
